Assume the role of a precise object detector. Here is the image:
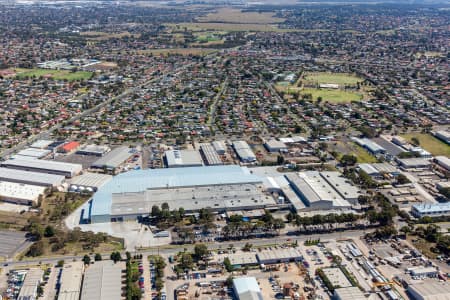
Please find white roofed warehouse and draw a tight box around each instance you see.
[0,168,65,187]
[232,141,256,163]
[0,181,47,205]
[233,277,263,300]
[164,149,203,168]
[1,158,82,178]
[80,260,124,300]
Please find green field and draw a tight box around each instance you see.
[304,72,363,86]
[351,143,379,163]
[300,88,363,103]
[401,133,450,157]
[14,68,93,81]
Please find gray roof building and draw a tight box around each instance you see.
[200,144,223,166]
[232,141,256,163]
[334,287,367,300]
[58,262,84,300]
[1,158,82,178]
[80,261,124,300]
[164,150,203,168]
[0,167,65,187]
[407,281,450,300]
[18,268,44,300]
[91,146,133,170]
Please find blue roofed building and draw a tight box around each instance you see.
[85,165,270,223]
[411,203,450,218]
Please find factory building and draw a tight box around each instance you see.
[434,156,450,171]
[77,144,111,157]
[407,281,450,300]
[322,268,352,288]
[358,163,400,178]
[86,165,265,223]
[0,181,47,205]
[434,130,450,145]
[409,267,438,278]
[352,137,386,154]
[1,158,82,178]
[58,262,84,300]
[232,141,256,163]
[0,168,65,187]
[212,140,227,155]
[233,277,263,300]
[16,148,51,159]
[411,203,450,218]
[320,171,360,205]
[284,172,351,211]
[69,172,112,192]
[91,146,134,171]
[257,248,303,264]
[334,287,367,300]
[30,139,54,149]
[80,261,124,300]
[17,268,44,300]
[397,158,432,170]
[199,144,223,166]
[164,150,203,168]
[264,139,287,153]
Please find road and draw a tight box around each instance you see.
[207,77,228,130]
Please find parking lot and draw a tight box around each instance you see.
[0,230,32,259]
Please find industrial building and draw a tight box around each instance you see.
[257,248,303,264]
[397,158,432,170]
[17,268,44,300]
[77,144,111,157]
[434,130,450,145]
[59,141,80,153]
[334,287,367,300]
[409,267,438,278]
[358,163,400,178]
[30,139,54,149]
[0,181,47,205]
[352,137,386,154]
[232,141,257,163]
[320,171,360,204]
[58,261,84,300]
[0,168,65,187]
[407,281,450,300]
[164,149,203,168]
[233,277,263,300]
[434,156,450,171]
[212,140,226,155]
[69,172,112,192]
[91,146,134,171]
[1,158,82,178]
[284,172,352,211]
[199,144,223,166]
[411,203,450,218]
[322,268,352,288]
[86,165,265,223]
[279,136,307,144]
[264,139,287,153]
[80,261,124,300]
[16,148,51,159]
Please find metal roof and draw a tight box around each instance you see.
[2,158,82,175]
[0,181,46,202]
[70,173,112,189]
[233,141,256,162]
[407,281,450,300]
[80,261,123,300]
[18,268,44,299]
[30,139,54,149]
[320,171,360,200]
[412,203,450,214]
[334,287,367,300]
[233,277,263,300]
[58,262,84,300]
[200,144,223,166]
[17,148,51,158]
[91,146,133,169]
[0,167,65,186]
[165,150,203,167]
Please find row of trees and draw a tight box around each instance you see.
[221,212,285,240]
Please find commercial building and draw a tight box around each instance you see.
[397,158,432,170]
[232,141,256,163]
[80,261,124,300]
[233,277,263,300]
[17,268,44,300]
[320,171,360,204]
[434,130,450,145]
[279,136,307,144]
[86,165,264,223]
[0,168,65,187]
[58,261,84,300]
[334,287,367,300]
[411,203,450,218]
[264,139,287,153]
[257,248,303,264]
[434,156,450,171]
[77,145,111,157]
[0,181,47,205]
[407,281,450,300]
[212,140,227,155]
[199,144,223,166]
[322,268,352,288]
[1,158,82,178]
[91,146,134,171]
[16,148,51,159]
[284,172,351,211]
[69,172,112,192]
[409,267,438,278]
[164,150,203,168]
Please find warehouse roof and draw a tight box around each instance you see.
[2,158,82,175]
[233,277,263,300]
[358,163,379,175]
[91,146,133,169]
[0,181,46,202]
[30,139,54,149]
[18,268,44,299]
[397,158,432,168]
[435,156,450,171]
[264,139,287,151]
[257,248,303,262]
[407,281,450,300]
[91,165,262,218]
[165,150,203,167]
[320,172,360,200]
[334,287,366,300]
[58,262,84,300]
[70,173,112,189]
[200,144,223,166]
[412,203,450,214]
[0,167,65,186]
[80,261,123,300]
[322,268,352,288]
[233,141,256,161]
[17,148,51,158]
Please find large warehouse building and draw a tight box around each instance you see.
[58,262,84,300]
[0,181,47,205]
[86,165,269,223]
[1,158,82,178]
[233,277,263,300]
[232,141,256,163]
[0,167,65,187]
[91,146,134,171]
[80,261,124,300]
[407,281,450,300]
[164,149,203,168]
[411,203,450,218]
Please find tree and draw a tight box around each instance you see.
[83,255,91,265]
[110,251,122,263]
[27,241,44,257]
[194,244,209,261]
[223,257,234,272]
[396,174,411,185]
[277,155,285,165]
[44,225,55,238]
[161,202,170,211]
[151,205,161,218]
[126,251,131,261]
[340,154,357,167]
[179,253,193,270]
[56,260,64,267]
[95,253,102,261]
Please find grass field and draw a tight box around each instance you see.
[330,141,378,163]
[14,68,93,81]
[401,133,450,157]
[304,72,363,87]
[301,88,363,103]
[80,31,140,40]
[166,22,295,32]
[137,48,217,56]
[197,8,285,24]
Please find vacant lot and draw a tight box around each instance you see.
[330,141,378,163]
[401,133,450,157]
[303,72,363,87]
[137,48,218,56]
[14,68,93,81]
[197,8,285,24]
